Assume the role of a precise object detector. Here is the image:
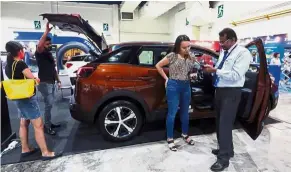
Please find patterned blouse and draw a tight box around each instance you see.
[166,52,198,81]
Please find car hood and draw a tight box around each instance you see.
[40,13,108,53]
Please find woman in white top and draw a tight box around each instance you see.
[270,52,281,66]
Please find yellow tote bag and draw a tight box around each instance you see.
[1,61,36,100]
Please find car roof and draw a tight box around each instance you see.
[112,41,219,57]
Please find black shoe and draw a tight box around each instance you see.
[212,149,219,155]
[212,149,234,157]
[210,161,229,172]
[51,123,61,128]
[44,127,56,135]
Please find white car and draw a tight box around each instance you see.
[65,54,96,83]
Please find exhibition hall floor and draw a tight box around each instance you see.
[1,92,291,172]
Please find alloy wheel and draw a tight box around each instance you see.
[104,106,137,138]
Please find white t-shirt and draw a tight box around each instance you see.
[270,58,281,66]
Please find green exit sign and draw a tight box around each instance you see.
[218,4,224,18]
[34,21,41,29]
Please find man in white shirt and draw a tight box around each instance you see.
[203,28,252,171]
[251,50,258,63]
[270,52,281,66]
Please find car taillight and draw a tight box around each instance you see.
[77,67,95,78]
[66,63,73,68]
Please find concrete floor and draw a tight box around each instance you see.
[1,93,291,172]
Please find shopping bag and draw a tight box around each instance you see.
[1,61,35,100]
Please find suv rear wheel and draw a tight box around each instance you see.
[98,100,143,142]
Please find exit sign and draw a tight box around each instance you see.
[218,4,224,18]
[34,21,41,29]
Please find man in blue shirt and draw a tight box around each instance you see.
[203,28,252,171]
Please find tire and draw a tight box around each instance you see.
[56,41,90,71]
[98,100,143,142]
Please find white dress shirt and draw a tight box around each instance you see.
[215,43,252,87]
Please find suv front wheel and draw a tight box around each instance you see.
[98,100,143,142]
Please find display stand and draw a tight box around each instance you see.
[1,64,16,151]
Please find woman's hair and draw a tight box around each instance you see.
[5,41,23,65]
[172,35,191,59]
[173,35,190,54]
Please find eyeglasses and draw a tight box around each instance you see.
[219,39,231,46]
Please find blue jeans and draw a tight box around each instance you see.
[38,82,55,128]
[166,79,191,139]
[14,95,41,120]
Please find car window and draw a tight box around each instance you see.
[139,50,154,65]
[155,49,169,64]
[106,49,132,63]
[137,47,170,66]
[191,49,216,67]
[111,45,123,51]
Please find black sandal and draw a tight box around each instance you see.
[182,135,195,145]
[21,148,40,158]
[42,152,63,161]
[167,140,177,151]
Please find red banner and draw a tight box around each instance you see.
[191,40,220,52]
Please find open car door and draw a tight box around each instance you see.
[40,13,108,53]
[237,38,271,140]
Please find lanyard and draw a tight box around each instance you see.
[221,45,238,60]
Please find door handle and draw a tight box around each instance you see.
[138,76,152,81]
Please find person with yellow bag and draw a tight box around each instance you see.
[3,41,62,161]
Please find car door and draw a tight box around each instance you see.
[132,46,169,111]
[98,47,136,92]
[237,38,271,140]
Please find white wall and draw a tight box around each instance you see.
[207,1,291,40]
[172,9,194,41]
[1,1,201,50]
[0,1,119,50]
[119,11,171,42]
[119,2,190,42]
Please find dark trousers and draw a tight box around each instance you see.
[215,87,242,163]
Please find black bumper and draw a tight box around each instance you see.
[70,77,77,85]
[69,97,95,124]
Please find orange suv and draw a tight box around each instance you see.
[43,14,278,142]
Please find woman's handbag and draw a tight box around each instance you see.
[1,61,36,100]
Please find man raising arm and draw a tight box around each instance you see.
[36,22,61,136]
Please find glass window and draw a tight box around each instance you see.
[106,49,132,63]
[155,49,168,63]
[191,50,216,67]
[111,45,123,51]
[139,50,154,65]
